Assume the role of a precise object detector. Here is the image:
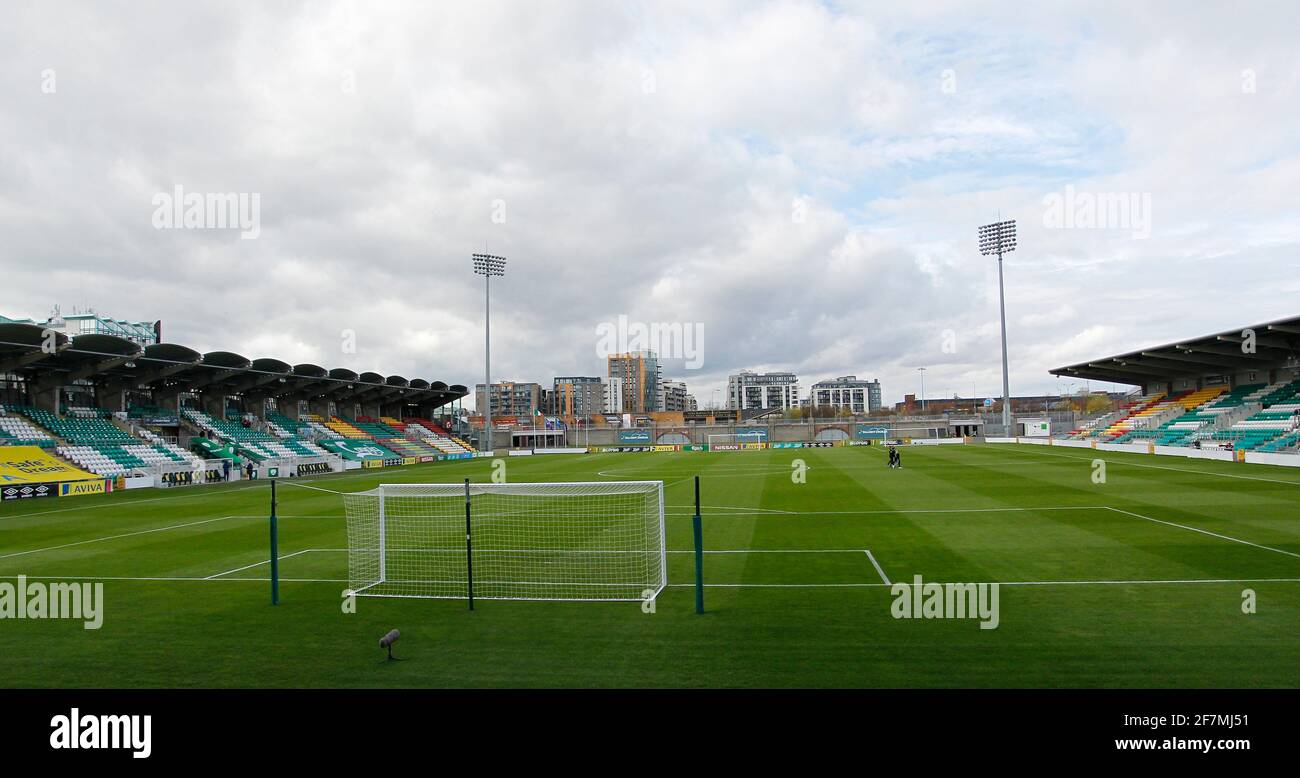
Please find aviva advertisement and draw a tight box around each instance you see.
[60,480,110,497]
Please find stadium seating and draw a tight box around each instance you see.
[64,405,112,419]
[0,407,57,447]
[128,404,175,420]
[56,442,200,478]
[300,413,344,439]
[1094,392,1182,440]
[404,418,475,454]
[1258,430,1300,453]
[347,417,402,438]
[265,411,310,438]
[380,437,442,458]
[136,428,207,468]
[325,416,369,439]
[16,407,137,445]
[183,408,333,462]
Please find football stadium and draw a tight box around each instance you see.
[3,0,1297,763]
[1,314,1297,689]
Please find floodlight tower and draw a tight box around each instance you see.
[917,367,927,412]
[472,253,507,453]
[978,219,1017,430]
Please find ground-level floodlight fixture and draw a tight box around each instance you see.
[978,219,1016,431]
[379,628,401,661]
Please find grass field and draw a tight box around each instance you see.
[2,443,1298,688]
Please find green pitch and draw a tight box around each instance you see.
[2,443,1297,688]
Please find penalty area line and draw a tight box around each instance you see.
[864,550,891,585]
[1106,506,1300,559]
[203,549,312,579]
[0,515,243,561]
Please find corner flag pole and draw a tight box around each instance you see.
[269,479,279,606]
[693,475,704,614]
[464,477,475,611]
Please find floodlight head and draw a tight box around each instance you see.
[472,253,507,276]
[978,219,1017,256]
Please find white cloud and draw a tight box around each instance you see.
[0,0,1296,410]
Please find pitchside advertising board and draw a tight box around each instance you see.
[617,430,653,444]
[1,482,55,501]
[0,446,108,501]
[855,424,888,440]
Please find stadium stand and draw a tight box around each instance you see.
[0,317,469,499]
[1053,317,1300,454]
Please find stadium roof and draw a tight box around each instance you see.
[0,323,467,406]
[1050,314,1300,386]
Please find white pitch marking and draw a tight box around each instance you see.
[0,574,349,583]
[0,485,261,520]
[662,506,1106,517]
[1105,506,1300,559]
[203,549,312,579]
[993,444,1300,487]
[665,577,1300,589]
[864,550,891,585]
[0,574,1295,588]
[0,515,242,560]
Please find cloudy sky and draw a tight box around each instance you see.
[2,1,1298,409]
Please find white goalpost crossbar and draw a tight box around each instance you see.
[343,481,667,602]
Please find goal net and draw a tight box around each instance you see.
[343,481,666,602]
[707,432,764,448]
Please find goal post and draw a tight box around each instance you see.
[707,432,764,449]
[343,481,666,602]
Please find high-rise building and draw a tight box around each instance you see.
[603,376,624,414]
[475,381,542,417]
[810,376,882,414]
[727,370,800,411]
[607,351,661,413]
[552,376,605,419]
[660,379,690,412]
